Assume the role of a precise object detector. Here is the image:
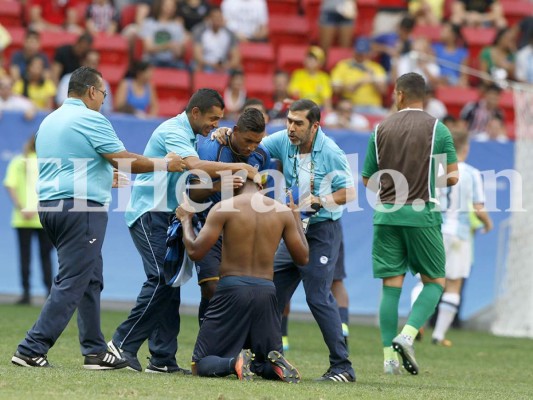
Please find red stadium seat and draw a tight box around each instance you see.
[4,26,25,68]
[120,3,137,29]
[412,24,443,43]
[192,71,228,94]
[436,86,479,118]
[244,73,274,109]
[501,0,533,26]
[276,45,308,74]
[40,31,79,62]
[499,89,515,124]
[461,27,497,61]
[240,42,275,75]
[326,47,353,71]
[98,63,127,96]
[301,0,321,41]
[152,68,191,102]
[269,15,309,51]
[93,33,129,69]
[267,0,299,16]
[0,1,23,27]
[158,98,188,118]
[355,0,379,36]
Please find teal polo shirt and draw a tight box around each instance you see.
[262,127,354,223]
[125,111,199,227]
[36,98,125,205]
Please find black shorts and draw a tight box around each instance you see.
[192,276,282,365]
[196,236,222,285]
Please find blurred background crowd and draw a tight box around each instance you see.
[0,0,532,141]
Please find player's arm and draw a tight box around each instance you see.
[184,156,259,184]
[445,162,459,186]
[282,193,309,266]
[473,203,493,233]
[188,175,244,202]
[176,200,226,261]
[102,151,186,173]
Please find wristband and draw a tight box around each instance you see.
[164,158,169,172]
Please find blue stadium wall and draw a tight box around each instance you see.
[0,111,514,320]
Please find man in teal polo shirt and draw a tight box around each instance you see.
[262,99,356,383]
[108,89,259,374]
[11,66,186,370]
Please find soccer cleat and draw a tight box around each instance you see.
[107,340,142,372]
[234,349,254,381]
[145,361,192,374]
[267,350,301,383]
[432,338,453,347]
[315,369,355,383]
[392,334,419,375]
[384,359,402,375]
[12,351,51,368]
[83,351,129,370]
[342,323,350,338]
[282,336,290,352]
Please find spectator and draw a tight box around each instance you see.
[479,28,516,82]
[460,83,507,141]
[424,86,447,120]
[288,46,332,112]
[0,76,36,120]
[323,98,370,131]
[373,14,415,73]
[242,97,269,124]
[141,0,188,69]
[10,30,50,82]
[115,60,158,117]
[56,50,113,115]
[319,0,357,53]
[393,37,441,87]
[221,0,268,42]
[192,7,240,72]
[223,69,246,121]
[28,0,84,33]
[432,22,469,86]
[331,37,388,115]
[85,0,120,35]
[408,0,444,26]
[516,30,533,83]
[51,32,94,84]
[13,56,56,111]
[517,17,533,49]
[3,136,54,305]
[269,70,291,125]
[451,0,507,29]
[178,0,211,32]
[0,23,10,54]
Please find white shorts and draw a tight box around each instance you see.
[443,233,472,279]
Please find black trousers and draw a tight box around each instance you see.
[16,228,54,296]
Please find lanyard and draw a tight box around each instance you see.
[291,131,318,195]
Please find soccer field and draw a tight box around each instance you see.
[0,304,531,400]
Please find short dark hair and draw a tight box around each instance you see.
[243,98,266,112]
[396,72,426,103]
[77,32,94,45]
[452,129,469,152]
[26,29,40,40]
[289,99,321,124]
[186,88,225,113]
[126,60,151,79]
[236,107,265,134]
[483,82,503,94]
[399,15,416,31]
[68,66,102,97]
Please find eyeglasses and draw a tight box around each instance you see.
[85,84,107,99]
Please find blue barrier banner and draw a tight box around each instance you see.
[0,111,514,318]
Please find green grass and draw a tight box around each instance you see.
[0,304,531,400]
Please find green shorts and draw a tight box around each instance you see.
[372,224,445,279]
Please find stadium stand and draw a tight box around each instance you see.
[192,71,229,94]
[239,42,275,75]
[276,45,308,74]
[152,68,191,103]
[0,1,23,27]
[244,73,275,109]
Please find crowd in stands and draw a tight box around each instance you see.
[0,0,532,141]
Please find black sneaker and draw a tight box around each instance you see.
[145,360,192,374]
[315,369,355,383]
[107,340,142,372]
[83,351,129,370]
[267,350,301,383]
[12,351,51,368]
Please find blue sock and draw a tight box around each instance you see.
[338,307,349,325]
[196,356,235,377]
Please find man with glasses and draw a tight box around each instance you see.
[11,66,186,369]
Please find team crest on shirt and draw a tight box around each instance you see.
[320,256,328,264]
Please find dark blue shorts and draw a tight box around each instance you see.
[196,236,222,285]
[333,238,346,281]
[320,10,354,26]
[192,276,282,364]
